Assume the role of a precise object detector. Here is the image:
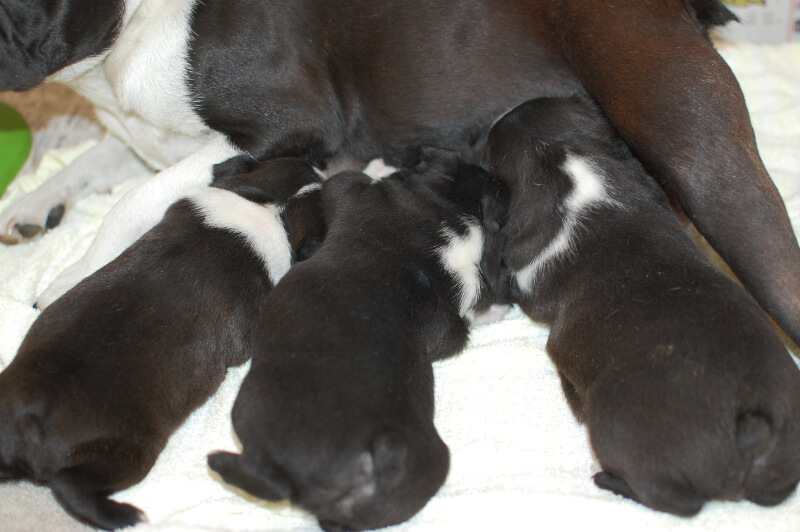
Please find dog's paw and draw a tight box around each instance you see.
[208,450,293,502]
[50,477,147,530]
[0,196,66,244]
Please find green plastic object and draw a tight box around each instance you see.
[0,102,32,197]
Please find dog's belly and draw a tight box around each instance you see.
[189,0,583,167]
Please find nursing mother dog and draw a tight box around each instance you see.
[2,0,800,518]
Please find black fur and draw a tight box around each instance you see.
[208,148,507,531]
[0,158,324,529]
[487,98,800,516]
[0,0,123,91]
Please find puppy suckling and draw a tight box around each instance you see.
[208,147,508,532]
[486,97,800,516]
[0,157,324,530]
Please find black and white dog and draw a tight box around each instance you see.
[486,97,800,515]
[2,0,800,518]
[0,158,324,530]
[207,148,506,532]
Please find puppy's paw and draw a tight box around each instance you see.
[208,450,292,501]
[50,477,146,530]
[318,520,355,532]
[593,471,704,517]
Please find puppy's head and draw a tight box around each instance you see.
[0,0,124,91]
[412,147,511,308]
[487,97,625,191]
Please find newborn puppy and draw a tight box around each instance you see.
[0,158,324,530]
[486,97,800,515]
[208,147,507,532]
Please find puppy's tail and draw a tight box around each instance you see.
[207,450,293,502]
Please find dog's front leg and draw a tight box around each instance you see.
[549,0,800,345]
[0,135,150,244]
[35,135,240,309]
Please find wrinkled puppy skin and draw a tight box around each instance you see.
[208,147,508,531]
[487,97,800,516]
[0,158,324,530]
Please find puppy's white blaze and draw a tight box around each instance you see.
[191,188,292,284]
[515,154,612,294]
[438,221,484,321]
[563,156,608,210]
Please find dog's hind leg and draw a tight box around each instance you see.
[35,134,240,309]
[208,450,293,502]
[49,472,145,530]
[549,0,800,345]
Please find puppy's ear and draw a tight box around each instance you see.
[208,451,292,502]
[414,147,462,180]
[213,155,259,180]
[214,158,321,204]
[481,173,510,233]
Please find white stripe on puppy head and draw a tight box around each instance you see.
[514,154,614,294]
[190,188,292,284]
[437,219,485,322]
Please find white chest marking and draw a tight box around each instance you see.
[514,154,614,294]
[438,220,485,322]
[49,0,211,170]
[190,188,292,285]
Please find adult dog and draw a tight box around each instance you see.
[1,0,800,516]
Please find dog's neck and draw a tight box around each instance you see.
[48,0,212,170]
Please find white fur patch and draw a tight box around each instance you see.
[51,0,213,170]
[190,188,292,285]
[293,182,323,199]
[514,154,614,293]
[438,220,484,321]
[363,159,398,181]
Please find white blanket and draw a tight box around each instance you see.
[1,40,799,532]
